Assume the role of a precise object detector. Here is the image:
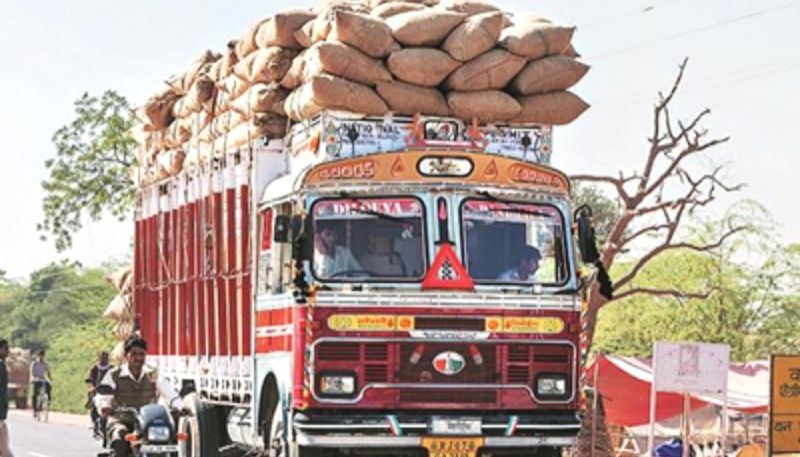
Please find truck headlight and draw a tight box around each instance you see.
[147,425,171,442]
[536,375,567,397]
[319,374,356,395]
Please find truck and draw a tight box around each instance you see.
[7,348,30,410]
[133,112,602,457]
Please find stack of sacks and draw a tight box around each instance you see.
[102,267,134,364]
[133,0,589,187]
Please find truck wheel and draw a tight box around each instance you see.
[268,406,288,457]
[184,395,221,457]
[15,397,26,410]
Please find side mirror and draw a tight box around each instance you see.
[575,205,600,264]
[291,215,313,260]
[273,215,290,243]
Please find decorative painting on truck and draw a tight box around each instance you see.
[294,113,554,165]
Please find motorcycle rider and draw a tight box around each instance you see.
[85,351,112,439]
[94,336,182,457]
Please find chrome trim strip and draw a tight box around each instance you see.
[314,292,578,311]
[516,424,581,430]
[295,434,576,448]
[484,436,577,447]
[295,423,389,430]
[309,337,577,405]
[296,435,421,447]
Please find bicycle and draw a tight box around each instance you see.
[33,380,50,423]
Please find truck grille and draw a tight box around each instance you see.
[314,341,573,401]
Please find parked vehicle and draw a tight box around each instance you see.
[6,347,29,409]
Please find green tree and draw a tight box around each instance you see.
[39,90,137,251]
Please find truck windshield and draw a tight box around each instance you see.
[462,200,568,285]
[312,197,427,281]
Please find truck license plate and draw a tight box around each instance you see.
[431,417,482,435]
[422,437,484,457]
[140,444,179,453]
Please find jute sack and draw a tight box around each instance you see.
[156,149,186,178]
[510,91,589,125]
[499,22,575,59]
[103,294,130,320]
[230,83,288,116]
[442,11,504,61]
[210,111,247,138]
[144,87,180,129]
[164,118,192,149]
[377,81,450,116]
[370,0,426,6]
[447,90,521,122]
[445,49,526,91]
[199,114,287,158]
[284,74,389,120]
[387,48,460,87]
[509,56,590,95]
[297,2,377,49]
[329,10,401,58]
[113,320,135,341]
[106,267,132,292]
[255,9,317,49]
[506,11,552,26]
[436,0,499,16]
[372,2,427,19]
[166,50,219,95]
[172,74,215,118]
[233,47,297,84]
[563,44,580,58]
[218,74,251,100]
[210,40,240,81]
[282,42,393,89]
[387,10,466,46]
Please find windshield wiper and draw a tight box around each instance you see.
[338,192,406,223]
[477,191,555,218]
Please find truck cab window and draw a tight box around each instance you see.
[311,198,426,281]
[462,200,567,285]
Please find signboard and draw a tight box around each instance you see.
[770,355,800,454]
[295,113,553,165]
[654,342,730,395]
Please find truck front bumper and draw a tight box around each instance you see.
[294,411,580,449]
[297,435,576,448]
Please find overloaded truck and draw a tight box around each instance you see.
[130,1,599,456]
[7,348,30,409]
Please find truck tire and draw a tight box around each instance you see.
[184,394,222,457]
[14,397,26,410]
[268,406,288,457]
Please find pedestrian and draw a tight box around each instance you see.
[0,337,15,457]
[85,351,112,438]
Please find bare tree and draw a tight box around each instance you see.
[573,58,747,360]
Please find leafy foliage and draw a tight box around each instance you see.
[595,204,800,361]
[39,90,137,251]
[0,262,117,413]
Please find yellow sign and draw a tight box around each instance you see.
[327,314,564,334]
[771,355,800,454]
[327,314,414,332]
[422,437,484,457]
[492,317,565,334]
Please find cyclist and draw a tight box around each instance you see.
[85,351,112,439]
[30,350,51,418]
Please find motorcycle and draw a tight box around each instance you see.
[97,405,182,457]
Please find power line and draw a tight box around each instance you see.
[588,0,800,60]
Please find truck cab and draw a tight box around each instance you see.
[254,114,583,456]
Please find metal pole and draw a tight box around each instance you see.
[648,344,658,455]
[591,355,600,457]
[682,392,690,457]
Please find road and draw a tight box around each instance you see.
[5,409,102,457]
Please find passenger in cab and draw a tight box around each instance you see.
[497,246,541,282]
[314,222,362,277]
[360,235,405,277]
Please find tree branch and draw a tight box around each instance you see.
[613,287,714,302]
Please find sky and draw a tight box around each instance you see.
[0,0,798,280]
